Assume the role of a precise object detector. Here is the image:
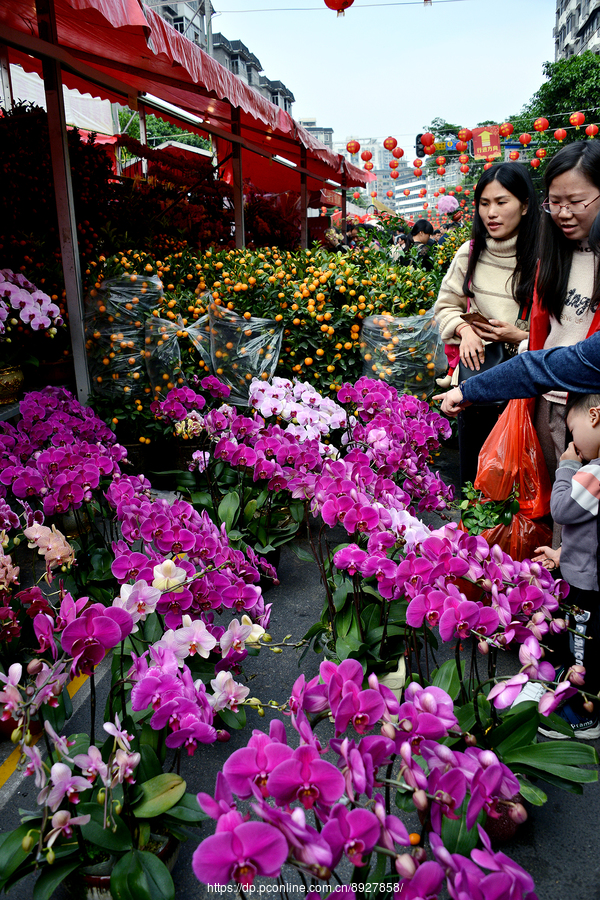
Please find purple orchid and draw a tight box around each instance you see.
[192,815,288,887]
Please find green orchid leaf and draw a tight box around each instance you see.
[110,849,175,900]
[333,581,353,612]
[0,824,33,888]
[32,860,81,900]
[79,803,133,851]
[441,802,484,856]
[291,545,314,563]
[217,706,247,730]
[517,779,547,806]
[162,793,208,823]
[491,706,541,755]
[503,742,598,784]
[217,490,240,532]
[335,635,365,662]
[132,774,186,818]
[431,659,464,699]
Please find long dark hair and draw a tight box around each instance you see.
[462,163,539,309]
[536,141,600,318]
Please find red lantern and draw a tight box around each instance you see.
[460,199,466,207]
[413,168,423,177]
[324,0,355,13]
[434,191,439,197]
[483,163,493,170]
[460,164,469,174]
[519,133,532,147]
[449,190,455,196]
[370,191,377,198]
[392,147,404,159]
[346,140,360,155]
[386,190,394,198]
[383,136,397,151]
[499,122,514,137]
[390,170,399,180]
[535,148,547,159]
[436,156,446,165]
[456,141,468,152]
[353,191,360,199]
[424,145,436,155]
[361,150,372,161]
[586,124,599,138]
[534,117,549,132]
[530,158,541,169]
[413,159,423,168]
[423,202,429,209]
[509,151,520,160]
[437,166,446,176]
[389,159,399,169]
[364,161,374,171]
[403,189,410,196]
[419,188,426,197]
[458,154,469,164]
[439,187,446,194]
[456,185,463,193]
[554,128,567,142]
[464,190,470,196]
[421,132,435,147]
[570,111,585,129]
[457,128,473,142]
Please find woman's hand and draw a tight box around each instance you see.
[432,387,471,416]
[471,319,528,345]
[458,325,485,371]
[532,545,561,572]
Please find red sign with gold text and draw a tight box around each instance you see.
[472,125,502,160]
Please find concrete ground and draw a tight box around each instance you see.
[2,439,599,898]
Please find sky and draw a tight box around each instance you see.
[211,0,557,147]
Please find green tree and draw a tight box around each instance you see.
[118,108,211,151]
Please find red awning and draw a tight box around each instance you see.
[0,0,373,190]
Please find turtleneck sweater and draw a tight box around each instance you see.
[434,234,527,344]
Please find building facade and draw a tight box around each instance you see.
[298,118,334,149]
[554,0,600,59]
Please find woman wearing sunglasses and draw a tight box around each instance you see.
[529,141,600,505]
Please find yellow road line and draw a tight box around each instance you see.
[0,673,90,791]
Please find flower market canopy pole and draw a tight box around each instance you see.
[0,0,373,402]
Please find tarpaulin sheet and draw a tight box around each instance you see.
[0,0,373,190]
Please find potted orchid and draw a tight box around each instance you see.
[0,269,63,405]
[0,388,274,899]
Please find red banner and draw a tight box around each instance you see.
[472,125,502,160]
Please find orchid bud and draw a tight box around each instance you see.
[216,730,230,742]
[479,750,498,767]
[24,730,33,746]
[413,846,427,864]
[262,634,273,643]
[113,801,122,815]
[478,640,489,655]
[271,647,283,654]
[395,854,417,879]
[97,789,106,805]
[12,536,20,546]
[46,848,55,865]
[567,665,586,686]
[412,789,428,811]
[257,707,265,717]
[381,721,396,739]
[508,802,528,825]
[551,618,567,633]
[583,699,595,714]
[464,732,478,747]
[27,659,43,676]
[11,727,22,744]
[21,834,34,852]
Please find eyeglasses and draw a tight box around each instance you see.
[542,193,600,215]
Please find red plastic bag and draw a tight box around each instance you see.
[474,398,551,519]
[480,515,552,563]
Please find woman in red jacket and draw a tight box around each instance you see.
[529,141,600,496]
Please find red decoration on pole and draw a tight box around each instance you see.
[439,187,446,194]
[530,158,541,169]
[370,191,377,198]
[499,122,514,137]
[389,159,399,169]
[387,190,394,198]
[436,156,446,165]
[413,159,423,168]
[364,161,374,171]
[455,186,463,193]
[458,154,469,164]
[554,128,567,142]
[519,133,532,147]
[534,117,549,132]
[423,145,436,156]
[346,140,360,154]
[586,124,599,138]
[413,168,423,177]
[460,165,469,174]
[392,147,404,158]
[457,128,473,142]
[423,202,429,208]
[421,132,435,147]
[360,150,372,161]
[403,189,410,196]
[437,166,446,176]
[390,170,399,179]
[483,163,493,170]
[383,136,398,151]
[509,151,520,160]
[535,148,547,159]
[570,111,585,129]
[353,191,360,199]
[324,0,355,14]
[456,141,468,152]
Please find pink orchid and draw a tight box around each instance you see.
[267,744,346,810]
[192,816,288,887]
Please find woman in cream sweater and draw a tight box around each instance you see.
[434,163,539,485]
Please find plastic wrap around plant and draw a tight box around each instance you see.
[208,302,283,404]
[85,274,163,399]
[145,314,212,402]
[360,310,446,400]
